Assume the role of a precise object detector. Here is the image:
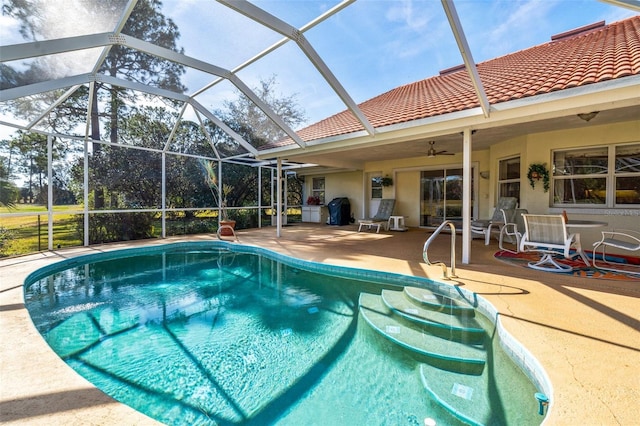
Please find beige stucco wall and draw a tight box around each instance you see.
[364,152,486,227]
[516,119,639,243]
[484,136,527,217]
[303,119,638,245]
[306,171,363,222]
[514,121,639,214]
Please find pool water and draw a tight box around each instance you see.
[25,243,543,425]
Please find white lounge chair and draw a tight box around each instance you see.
[358,199,395,233]
[520,214,590,272]
[498,208,528,253]
[471,197,518,245]
[592,230,640,275]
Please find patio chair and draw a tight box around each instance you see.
[358,199,395,233]
[520,214,590,272]
[498,208,528,253]
[592,230,640,275]
[471,197,517,245]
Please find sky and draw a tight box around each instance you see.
[161,0,639,128]
[0,0,638,137]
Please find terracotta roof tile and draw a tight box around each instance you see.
[264,16,640,150]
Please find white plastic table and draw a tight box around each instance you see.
[388,216,408,231]
[565,220,608,228]
[565,220,607,266]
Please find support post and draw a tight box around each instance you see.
[276,158,282,238]
[83,139,89,247]
[47,135,53,250]
[462,129,472,264]
[161,152,166,238]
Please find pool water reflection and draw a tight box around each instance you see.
[24,243,544,425]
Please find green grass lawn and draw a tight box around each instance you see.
[1,204,301,257]
[0,204,82,255]
[1,205,225,257]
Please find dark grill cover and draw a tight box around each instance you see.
[327,197,350,225]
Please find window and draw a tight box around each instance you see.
[312,177,325,204]
[370,175,383,199]
[498,156,520,205]
[615,144,640,204]
[552,143,640,206]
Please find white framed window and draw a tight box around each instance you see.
[498,156,520,205]
[311,177,325,204]
[552,142,640,207]
[370,175,383,199]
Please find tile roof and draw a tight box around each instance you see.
[265,16,640,149]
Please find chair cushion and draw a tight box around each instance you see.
[601,238,639,251]
[471,220,490,227]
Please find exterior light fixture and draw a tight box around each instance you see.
[577,111,599,122]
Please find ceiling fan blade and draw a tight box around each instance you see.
[427,141,455,157]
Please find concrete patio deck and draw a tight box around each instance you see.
[1,224,638,425]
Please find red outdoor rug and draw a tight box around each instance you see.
[494,250,640,281]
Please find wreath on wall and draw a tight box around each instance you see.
[527,163,550,192]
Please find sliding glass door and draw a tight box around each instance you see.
[420,168,475,227]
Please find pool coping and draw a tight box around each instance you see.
[21,240,553,424]
[3,227,639,425]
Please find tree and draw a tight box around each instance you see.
[0,131,76,205]
[3,132,46,204]
[165,121,215,215]
[92,0,186,208]
[213,76,307,212]
[3,0,187,208]
[0,156,18,208]
[220,76,307,149]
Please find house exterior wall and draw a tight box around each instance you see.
[486,136,527,217]
[324,171,362,222]
[305,118,638,246]
[517,119,639,243]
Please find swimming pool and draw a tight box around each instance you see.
[24,242,549,425]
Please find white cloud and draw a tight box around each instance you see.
[386,0,431,31]
[0,14,24,45]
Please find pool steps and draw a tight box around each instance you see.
[358,292,485,375]
[403,286,476,316]
[358,287,495,425]
[381,289,485,344]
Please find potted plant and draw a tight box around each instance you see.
[201,159,235,235]
[373,175,393,187]
[527,163,550,192]
[306,195,321,205]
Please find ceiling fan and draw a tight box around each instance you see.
[427,141,454,157]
